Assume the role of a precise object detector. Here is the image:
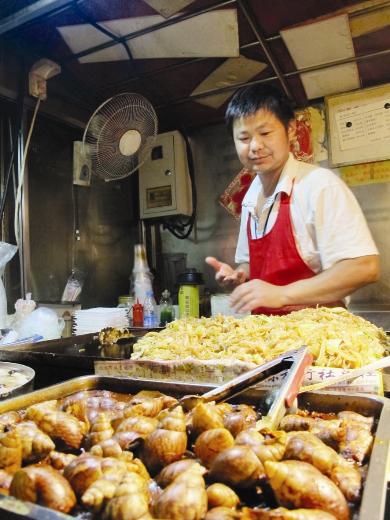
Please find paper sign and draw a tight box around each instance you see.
[94,359,383,395]
[326,84,390,167]
[340,160,390,186]
[336,100,390,151]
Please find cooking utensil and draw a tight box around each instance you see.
[177,346,313,424]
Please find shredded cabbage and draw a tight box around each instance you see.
[131,307,387,369]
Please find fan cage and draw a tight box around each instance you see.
[83,93,158,181]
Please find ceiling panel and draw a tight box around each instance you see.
[247,0,368,37]
[191,55,267,108]
[142,0,198,18]
[0,0,388,130]
[281,14,360,99]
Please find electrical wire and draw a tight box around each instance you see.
[13,97,41,248]
[71,182,80,270]
[162,132,197,239]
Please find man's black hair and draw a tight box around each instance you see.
[225,84,294,131]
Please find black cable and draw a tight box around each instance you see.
[262,197,276,235]
[0,58,26,223]
[0,146,16,222]
[71,171,86,272]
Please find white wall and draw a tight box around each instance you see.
[350,182,390,303]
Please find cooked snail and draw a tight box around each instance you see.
[194,428,235,467]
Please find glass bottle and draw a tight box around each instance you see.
[159,289,175,326]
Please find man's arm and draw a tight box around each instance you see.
[230,255,379,313]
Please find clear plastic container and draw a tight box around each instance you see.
[117,295,135,321]
[17,307,64,341]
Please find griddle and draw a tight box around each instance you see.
[0,330,157,388]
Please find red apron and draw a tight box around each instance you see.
[247,186,344,315]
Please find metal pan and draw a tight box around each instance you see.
[0,362,35,400]
[0,375,388,520]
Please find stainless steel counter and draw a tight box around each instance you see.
[350,307,390,332]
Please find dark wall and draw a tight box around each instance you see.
[28,115,140,307]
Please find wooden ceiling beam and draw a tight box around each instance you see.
[0,0,72,36]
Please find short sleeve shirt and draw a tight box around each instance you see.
[235,154,378,272]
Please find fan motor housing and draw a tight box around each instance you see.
[139,130,192,219]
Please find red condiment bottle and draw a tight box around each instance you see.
[132,299,144,327]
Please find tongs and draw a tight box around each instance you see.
[178,346,313,429]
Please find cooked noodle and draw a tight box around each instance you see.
[131,307,387,369]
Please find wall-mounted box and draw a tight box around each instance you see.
[139,130,192,219]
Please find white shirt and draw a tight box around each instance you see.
[235,154,378,272]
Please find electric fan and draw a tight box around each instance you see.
[82,92,158,181]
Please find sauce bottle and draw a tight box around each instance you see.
[132,299,144,327]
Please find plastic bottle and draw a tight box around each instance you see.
[132,299,144,327]
[178,268,204,319]
[143,291,157,328]
[159,289,175,326]
[130,244,153,306]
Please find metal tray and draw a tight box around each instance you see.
[0,375,389,520]
[0,362,35,400]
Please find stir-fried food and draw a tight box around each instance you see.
[0,389,375,518]
[132,307,387,368]
[98,327,134,346]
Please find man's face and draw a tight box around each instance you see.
[232,109,294,176]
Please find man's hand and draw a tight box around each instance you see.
[205,257,247,287]
[230,279,285,313]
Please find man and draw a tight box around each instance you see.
[206,84,379,315]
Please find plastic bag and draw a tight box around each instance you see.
[18,307,64,341]
[0,242,18,328]
[9,292,36,331]
[61,268,85,303]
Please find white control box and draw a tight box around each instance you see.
[139,130,192,219]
